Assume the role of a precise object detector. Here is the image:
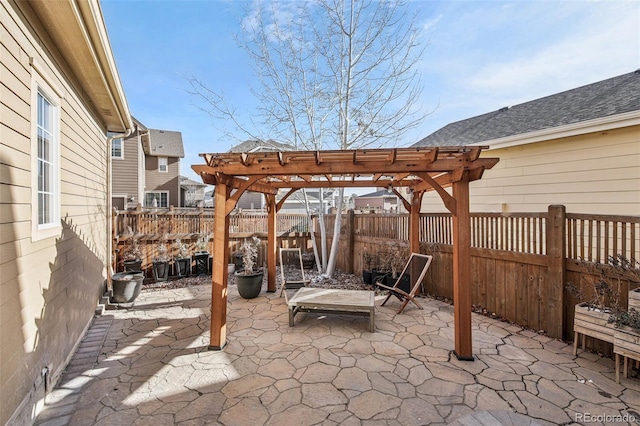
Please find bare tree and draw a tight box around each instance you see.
[189,0,426,277]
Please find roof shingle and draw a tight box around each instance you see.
[413,71,640,147]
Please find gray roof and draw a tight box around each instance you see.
[180,176,207,188]
[145,129,185,157]
[413,70,640,147]
[358,189,396,198]
[229,139,294,153]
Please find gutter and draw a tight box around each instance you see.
[107,127,134,288]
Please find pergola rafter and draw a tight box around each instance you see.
[194,146,499,360]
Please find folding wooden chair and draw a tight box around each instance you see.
[376,253,433,314]
[279,248,310,299]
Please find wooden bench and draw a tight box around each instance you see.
[287,287,375,332]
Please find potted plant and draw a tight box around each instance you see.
[193,233,211,275]
[234,236,263,299]
[173,238,191,277]
[373,249,392,287]
[300,250,315,270]
[122,226,142,272]
[111,270,144,303]
[386,245,411,292]
[152,236,170,282]
[362,249,375,285]
[568,255,638,355]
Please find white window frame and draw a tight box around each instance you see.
[31,64,62,241]
[144,191,169,208]
[158,156,168,173]
[111,137,124,159]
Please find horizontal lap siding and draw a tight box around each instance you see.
[145,156,181,207]
[1,3,110,424]
[421,127,640,215]
[112,133,141,198]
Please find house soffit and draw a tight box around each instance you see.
[25,0,132,132]
[192,146,499,195]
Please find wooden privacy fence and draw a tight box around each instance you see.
[318,206,640,345]
[114,205,640,347]
[114,206,310,236]
[113,207,310,275]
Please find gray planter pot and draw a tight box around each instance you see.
[175,257,191,277]
[123,259,142,272]
[111,272,144,303]
[235,270,264,299]
[153,260,170,282]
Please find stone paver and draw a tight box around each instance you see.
[34,283,640,425]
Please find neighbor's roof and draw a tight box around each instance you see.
[414,70,640,148]
[180,176,207,188]
[229,139,294,153]
[358,189,396,198]
[145,129,185,157]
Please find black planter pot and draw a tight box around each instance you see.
[235,270,264,299]
[123,259,142,272]
[153,260,170,282]
[301,256,315,270]
[385,273,411,293]
[111,272,144,303]
[193,252,210,275]
[372,269,388,286]
[363,270,373,285]
[175,257,191,277]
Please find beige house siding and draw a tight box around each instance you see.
[420,126,640,215]
[1,3,113,424]
[145,156,180,207]
[112,131,143,208]
[237,192,264,210]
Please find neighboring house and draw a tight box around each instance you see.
[111,123,185,209]
[180,175,208,207]
[354,189,401,213]
[1,2,133,425]
[111,117,147,210]
[229,139,294,210]
[277,189,335,214]
[143,128,185,208]
[413,71,640,215]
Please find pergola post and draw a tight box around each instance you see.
[409,190,423,254]
[266,193,277,292]
[209,182,230,350]
[452,172,473,360]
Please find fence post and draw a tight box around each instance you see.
[136,203,144,234]
[345,210,355,273]
[169,205,175,234]
[546,205,566,339]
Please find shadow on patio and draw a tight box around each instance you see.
[35,283,640,425]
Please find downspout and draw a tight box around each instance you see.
[107,127,134,289]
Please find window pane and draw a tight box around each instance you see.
[111,138,122,157]
[36,91,55,227]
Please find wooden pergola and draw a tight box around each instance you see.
[193,146,499,360]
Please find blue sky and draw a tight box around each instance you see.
[101,0,639,187]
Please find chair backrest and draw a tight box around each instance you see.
[396,253,433,295]
[279,248,307,284]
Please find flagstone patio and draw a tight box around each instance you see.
[35,283,640,425]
